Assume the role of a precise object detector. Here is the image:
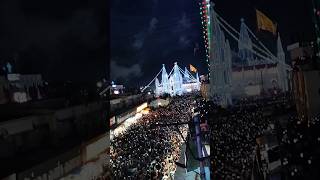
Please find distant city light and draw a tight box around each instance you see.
[13,92,27,103]
[147,92,151,95]
[96,81,102,88]
[114,90,119,94]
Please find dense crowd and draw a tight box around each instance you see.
[212,106,271,179]
[197,97,288,180]
[110,95,194,179]
[198,93,320,180]
[276,114,320,179]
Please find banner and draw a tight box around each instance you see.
[189,64,197,72]
[256,9,277,35]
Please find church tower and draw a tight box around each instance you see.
[276,33,288,91]
[155,78,160,96]
[238,18,255,66]
[161,64,170,94]
[171,62,183,96]
[184,67,190,81]
[209,3,232,106]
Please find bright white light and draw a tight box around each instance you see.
[112,85,116,88]
[186,88,192,92]
[13,92,27,103]
[158,102,162,106]
[113,113,142,137]
[148,92,151,95]
[114,90,119,94]
[136,103,148,112]
[96,81,102,88]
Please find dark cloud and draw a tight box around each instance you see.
[178,13,192,29]
[133,32,146,50]
[110,59,142,83]
[132,17,159,50]
[179,36,191,47]
[148,17,159,33]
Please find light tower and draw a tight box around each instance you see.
[155,78,160,96]
[238,18,254,66]
[276,33,289,91]
[209,2,232,106]
[184,67,190,81]
[171,62,183,96]
[161,64,170,94]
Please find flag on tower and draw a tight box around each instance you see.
[256,9,277,35]
[190,64,197,72]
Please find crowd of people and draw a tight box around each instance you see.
[198,92,320,180]
[276,114,320,179]
[109,91,320,179]
[211,106,272,179]
[197,96,292,180]
[110,95,194,179]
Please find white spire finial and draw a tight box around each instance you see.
[277,32,284,54]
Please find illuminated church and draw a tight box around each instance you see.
[155,63,200,97]
[208,3,290,106]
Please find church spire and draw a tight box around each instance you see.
[238,18,254,66]
[155,77,160,96]
[184,67,190,80]
[277,32,284,56]
[209,3,233,106]
[161,64,170,94]
[276,32,288,92]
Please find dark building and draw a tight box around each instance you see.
[287,42,320,123]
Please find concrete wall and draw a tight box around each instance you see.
[17,147,81,180]
[110,94,153,112]
[304,71,320,120]
[0,76,9,104]
[232,67,280,97]
[82,133,108,162]
[2,174,16,180]
[0,101,107,179]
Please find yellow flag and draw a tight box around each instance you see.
[256,9,277,35]
[190,64,197,72]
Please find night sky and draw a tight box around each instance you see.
[0,0,106,83]
[111,0,315,87]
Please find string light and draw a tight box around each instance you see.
[198,0,211,71]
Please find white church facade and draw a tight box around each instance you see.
[209,4,290,106]
[155,63,200,97]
